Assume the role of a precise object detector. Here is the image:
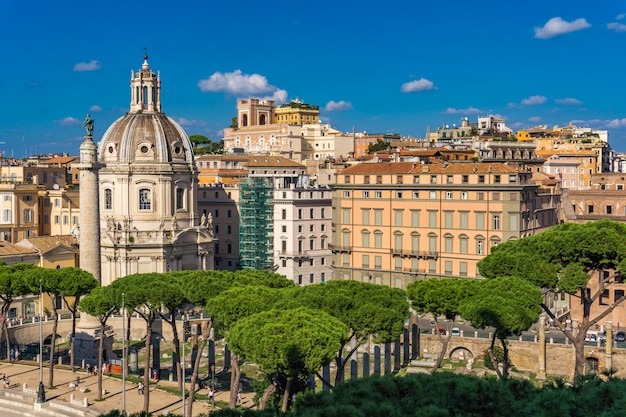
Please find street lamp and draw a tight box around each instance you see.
[122,292,126,417]
[37,277,45,403]
[182,314,187,417]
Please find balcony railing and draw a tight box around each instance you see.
[328,243,351,253]
[391,249,438,259]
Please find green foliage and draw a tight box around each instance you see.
[279,281,409,343]
[483,345,505,370]
[407,278,477,321]
[228,307,348,379]
[366,138,390,154]
[190,134,224,154]
[478,220,626,292]
[459,276,542,339]
[189,134,210,147]
[210,285,292,329]
[211,373,626,417]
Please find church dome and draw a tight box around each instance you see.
[98,112,193,164]
[97,54,194,164]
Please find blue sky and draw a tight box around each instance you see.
[1,0,626,157]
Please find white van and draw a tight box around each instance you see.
[585,331,599,342]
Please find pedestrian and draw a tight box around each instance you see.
[208,388,214,407]
[9,348,14,363]
[138,381,144,395]
[102,364,106,375]
[3,375,10,389]
[237,390,242,405]
[86,363,91,375]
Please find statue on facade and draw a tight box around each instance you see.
[201,213,207,227]
[206,212,213,229]
[171,215,178,231]
[83,113,94,136]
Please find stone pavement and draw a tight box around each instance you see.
[0,361,256,416]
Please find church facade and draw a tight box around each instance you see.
[91,55,214,285]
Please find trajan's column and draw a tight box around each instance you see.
[77,113,102,282]
[74,114,110,364]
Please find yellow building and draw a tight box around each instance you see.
[332,161,560,289]
[0,183,39,242]
[274,98,319,125]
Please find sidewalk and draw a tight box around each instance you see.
[0,361,254,416]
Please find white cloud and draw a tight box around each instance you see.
[617,14,625,20]
[534,17,591,39]
[197,70,287,104]
[606,118,626,128]
[507,102,519,109]
[608,22,626,32]
[400,78,437,93]
[554,97,583,105]
[89,105,102,112]
[324,100,353,112]
[521,95,547,106]
[56,117,81,126]
[444,106,482,115]
[261,89,288,104]
[175,118,206,127]
[528,116,542,123]
[73,60,102,72]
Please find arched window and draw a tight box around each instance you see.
[241,114,248,127]
[260,114,266,125]
[104,189,112,210]
[139,188,151,210]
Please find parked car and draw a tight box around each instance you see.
[437,327,445,335]
[585,331,599,342]
[451,327,461,337]
[615,331,626,342]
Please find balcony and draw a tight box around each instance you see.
[278,250,309,259]
[391,249,438,259]
[328,243,351,254]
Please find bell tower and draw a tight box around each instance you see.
[129,50,161,113]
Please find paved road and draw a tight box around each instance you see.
[0,361,256,416]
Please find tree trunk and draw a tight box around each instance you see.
[143,322,152,413]
[229,354,241,409]
[167,318,182,391]
[488,334,502,379]
[70,306,77,372]
[186,323,210,417]
[432,333,453,373]
[574,337,586,377]
[1,303,10,360]
[281,377,292,412]
[47,304,59,388]
[96,322,105,401]
[500,338,509,377]
[258,380,277,411]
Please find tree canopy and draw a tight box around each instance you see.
[228,307,348,411]
[407,278,478,372]
[477,219,626,377]
[459,276,542,377]
[277,280,409,385]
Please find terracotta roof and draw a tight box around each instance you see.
[45,156,78,165]
[17,235,77,253]
[0,241,38,257]
[339,161,521,175]
[196,155,304,168]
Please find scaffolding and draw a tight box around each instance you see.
[238,177,274,270]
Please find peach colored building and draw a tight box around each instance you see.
[332,161,561,289]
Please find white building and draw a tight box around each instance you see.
[273,182,333,285]
[94,54,215,284]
